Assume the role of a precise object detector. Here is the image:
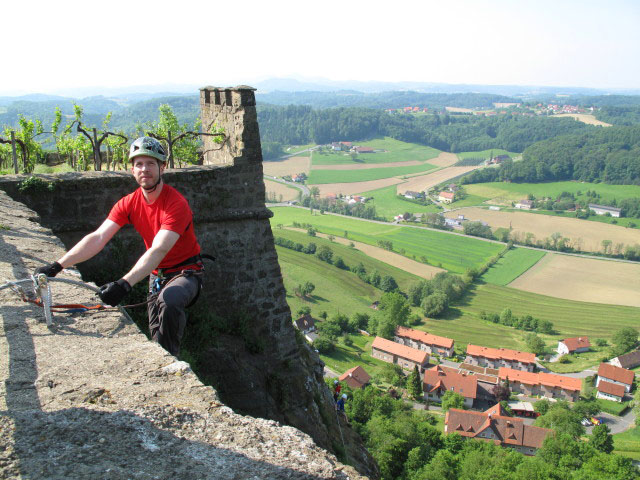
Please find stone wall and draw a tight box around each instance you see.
[0,87,378,478]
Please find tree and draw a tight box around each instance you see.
[421,292,448,317]
[313,336,335,353]
[524,333,546,356]
[297,306,311,316]
[379,275,399,292]
[408,366,423,401]
[71,105,127,171]
[492,381,511,402]
[611,327,639,356]
[441,391,465,411]
[316,245,333,263]
[589,424,614,453]
[463,220,493,239]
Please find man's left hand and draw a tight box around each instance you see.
[98,279,132,307]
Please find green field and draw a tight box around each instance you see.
[311,137,441,166]
[539,348,607,374]
[307,162,437,185]
[270,207,504,273]
[422,283,640,351]
[358,184,441,220]
[273,228,420,293]
[614,426,640,461]
[446,194,491,208]
[465,181,640,204]
[456,149,518,161]
[319,334,392,379]
[284,143,316,156]
[481,248,546,285]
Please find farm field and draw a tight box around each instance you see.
[263,156,311,177]
[464,181,640,205]
[425,152,459,168]
[274,228,424,290]
[311,160,424,170]
[554,113,612,127]
[397,166,480,194]
[264,179,299,202]
[311,137,441,165]
[481,248,546,286]
[444,207,640,253]
[508,253,640,307]
[269,207,504,273]
[432,283,640,347]
[306,162,437,184]
[358,184,441,221]
[315,178,404,197]
[284,143,316,155]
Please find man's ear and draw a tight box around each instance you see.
[159,162,166,173]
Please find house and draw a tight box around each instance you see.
[394,326,455,357]
[490,155,510,164]
[339,366,371,390]
[438,191,455,204]
[596,363,634,393]
[457,363,500,401]
[445,217,462,227]
[423,365,477,407]
[498,367,582,401]
[404,191,423,200]
[331,142,342,151]
[588,204,621,218]
[466,345,536,372]
[447,184,459,192]
[371,336,429,371]
[445,404,552,456]
[294,314,316,334]
[610,350,640,370]
[340,141,352,148]
[557,337,591,355]
[596,380,626,403]
[515,199,533,210]
[354,146,374,154]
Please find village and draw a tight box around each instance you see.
[294,313,639,456]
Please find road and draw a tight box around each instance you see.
[264,174,310,197]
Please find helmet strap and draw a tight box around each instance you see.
[142,176,163,193]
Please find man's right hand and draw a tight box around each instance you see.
[34,262,63,278]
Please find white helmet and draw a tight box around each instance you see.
[342,394,347,399]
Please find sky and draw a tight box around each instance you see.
[2,0,640,95]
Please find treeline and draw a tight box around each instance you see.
[257,91,519,109]
[479,308,554,334]
[596,106,640,126]
[257,105,592,153]
[462,124,640,185]
[300,195,379,220]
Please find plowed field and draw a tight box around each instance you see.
[263,156,311,177]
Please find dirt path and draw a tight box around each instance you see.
[288,228,444,279]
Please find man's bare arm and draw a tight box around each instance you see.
[121,229,180,287]
[58,220,121,268]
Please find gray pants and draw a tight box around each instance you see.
[148,273,201,356]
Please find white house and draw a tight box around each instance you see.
[596,380,626,403]
[557,337,590,355]
[588,204,621,218]
[596,363,634,393]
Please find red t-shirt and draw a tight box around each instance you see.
[107,184,200,270]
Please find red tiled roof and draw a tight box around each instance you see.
[372,337,428,364]
[339,365,371,389]
[439,191,455,199]
[498,367,581,392]
[561,337,590,352]
[597,380,626,398]
[467,345,535,364]
[396,326,454,349]
[445,406,551,450]
[597,363,634,385]
[423,365,477,399]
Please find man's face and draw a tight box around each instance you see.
[131,155,165,189]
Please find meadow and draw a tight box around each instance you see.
[269,207,504,273]
[456,149,518,161]
[306,162,437,184]
[358,184,441,220]
[613,426,640,461]
[480,248,546,286]
[464,181,640,205]
[311,137,441,165]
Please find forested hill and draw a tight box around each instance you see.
[462,125,640,185]
[257,105,592,152]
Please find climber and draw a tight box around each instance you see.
[34,136,203,356]
[336,393,347,412]
[333,380,342,401]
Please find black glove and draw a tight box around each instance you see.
[34,262,63,278]
[98,279,132,307]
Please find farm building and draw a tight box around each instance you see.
[596,380,626,403]
[588,204,621,218]
[445,403,552,456]
[394,326,455,357]
[423,365,477,408]
[610,350,640,370]
[353,146,374,154]
[498,367,582,401]
[490,155,510,164]
[465,345,536,372]
[438,191,455,203]
[404,191,423,199]
[557,336,590,355]
[515,199,533,210]
[508,401,539,418]
[339,366,371,390]
[596,363,634,393]
[371,336,429,371]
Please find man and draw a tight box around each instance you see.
[35,136,203,356]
